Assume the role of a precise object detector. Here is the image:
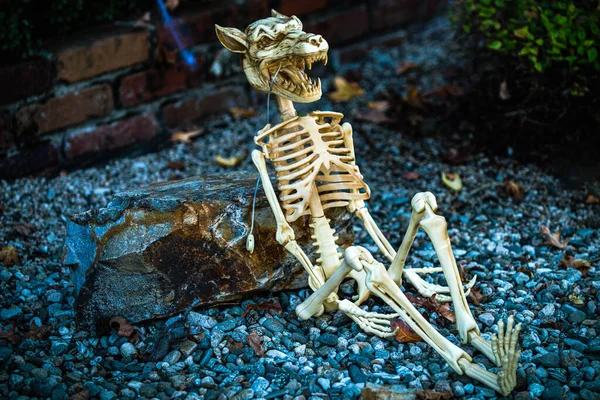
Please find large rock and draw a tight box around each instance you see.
[63,173,353,333]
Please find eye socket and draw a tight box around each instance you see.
[259,37,274,47]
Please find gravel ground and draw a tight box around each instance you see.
[1,17,599,400]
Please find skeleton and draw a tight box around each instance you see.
[216,11,521,395]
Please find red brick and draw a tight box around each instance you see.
[65,114,160,160]
[0,113,13,150]
[0,141,60,180]
[278,0,328,16]
[119,66,189,107]
[16,85,113,135]
[162,87,249,128]
[57,30,149,82]
[303,5,369,46]
[370,0,423,31]
[0,58,55,105]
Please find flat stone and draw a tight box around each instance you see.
[64,173,353,333]
[361,382,417,399]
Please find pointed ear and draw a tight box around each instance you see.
[291,15,303,30]
[215,25,248,54]
[271,9,289,19]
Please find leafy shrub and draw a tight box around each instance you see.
[0,0,144,60]
[456,0,600,94]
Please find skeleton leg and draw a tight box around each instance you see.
[388,192,476,302]
[417,201,498,363]
[357,254,519,395]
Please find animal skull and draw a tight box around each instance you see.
[216,10,328,103]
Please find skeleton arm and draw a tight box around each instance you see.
[251,149,326,291]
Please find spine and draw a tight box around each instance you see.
[310,215,342,279]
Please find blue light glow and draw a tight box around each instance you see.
[156,0,197,68]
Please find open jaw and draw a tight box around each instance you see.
[265,51,328,102]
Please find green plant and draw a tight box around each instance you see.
[456,0,600,94]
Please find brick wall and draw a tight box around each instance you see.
[0,0,446,180]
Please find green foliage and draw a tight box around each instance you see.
[454,0,600,91]
[0,0,144,59]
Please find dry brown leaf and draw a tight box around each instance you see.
[0,246,19,266]
[443,148,468,165]
[441,172,462,191]
[406,293,456,323]
[403,171,420,181]
[13,223,36,237]
[0,204,5,213]
[246,330,265,356]
[215,154,244,168]
[357,101,393,124]
[504,181,525,201]
[165,161,186,171]
[329,77,365,102]
[540,225,569,250]
[397,61,420,75]
[423,84,464,100]
[23,322,51,340]
[70,390,90,400]
[404,87,426,110]
[585,194,599,204]
[0,325,18,345]
[560,254,591,276]
[415,389,453,400]
[109,317,135,338]
[499,80,511,100]
[391,319,423,343]
[242,299,282,317]
[170,128,204,144]
[468,287,487,306]
[229,107,258,120]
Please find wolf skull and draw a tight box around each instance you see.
[216,10,329,103]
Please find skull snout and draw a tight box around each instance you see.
[309,34,324,46]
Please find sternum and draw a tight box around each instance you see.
[309,193,342,279]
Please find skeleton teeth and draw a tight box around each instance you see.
[324,54,328,66]
[317,78,321,90]
[301,83,308,94]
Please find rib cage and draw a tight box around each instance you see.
[255,111,370,222]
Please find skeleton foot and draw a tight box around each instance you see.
[403,268,476,302]
[339,299,399,338]
[459,316,521,396]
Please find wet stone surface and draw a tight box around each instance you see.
[64,173,353,333]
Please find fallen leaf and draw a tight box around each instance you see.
[109,317,135,338]
[134,11,151,28]
[397,61,420,75]
[441,172,462,191]
[468,287,487,306]
[568,293,584,305]
[540,225,569,250]
[0,204,5,213]
[504,181,525,201]
[499,80,511,100]
[170,128,204,144]
[585,194,599,204]
[13,223,36,237]
[391,319,422,343]
[329,77,365,102]
[458,262,469,283]
[0,246,19,266]
[227,338,244,352]
[23,322,51,340]
[404,87,426,110]
[70,390,90,400]
[415,389,453,400]
[403,171,420,181]
[443,148,468,165]
[0,325,18,345]
[560,255,591,276]
[229,107,258,120]
[357,101,393,124]
[165,161,186,171]
[242,299,282,318]
[406,293,456,323]
[423,84,464,100]
[215,154,244,168]
[246,330,265,356]
[165,0,179,11]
